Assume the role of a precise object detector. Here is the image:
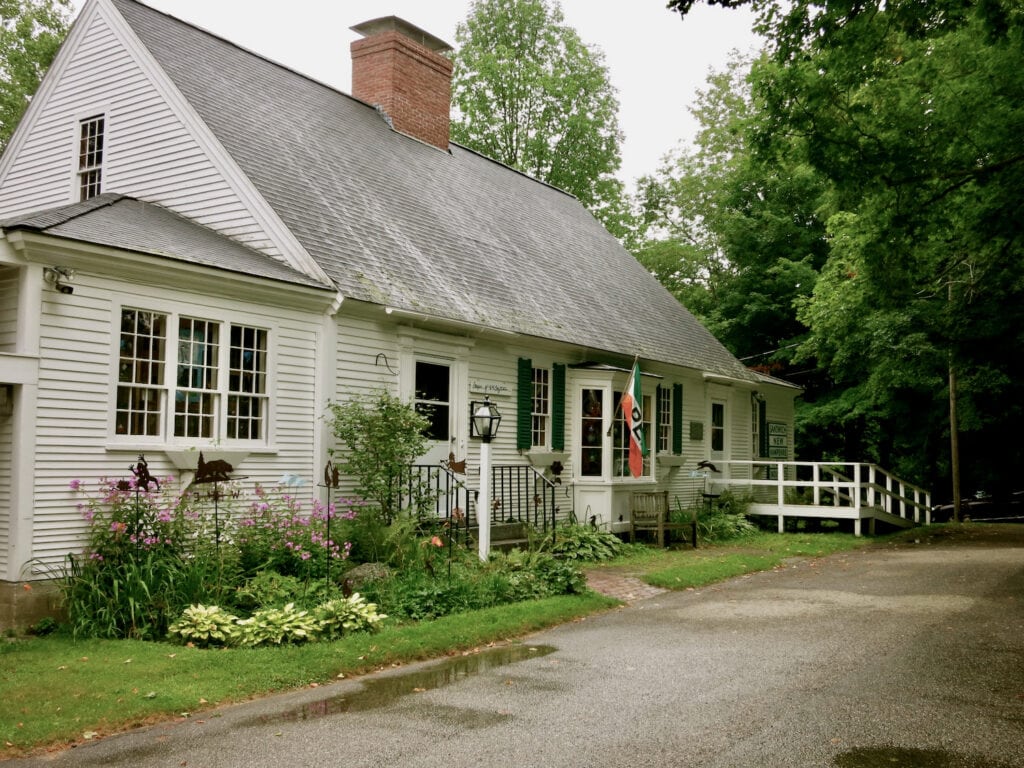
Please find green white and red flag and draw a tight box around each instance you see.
[622,360,646,478]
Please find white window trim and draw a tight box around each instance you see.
[531,365,551,450]
[107,302,276,448]
[69,105,112,204]
[572,373,656,484]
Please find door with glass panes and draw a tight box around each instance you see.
[413,360,456,466]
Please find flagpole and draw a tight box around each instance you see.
[606,355,640,437]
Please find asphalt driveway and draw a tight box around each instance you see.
[12,525,1024,767]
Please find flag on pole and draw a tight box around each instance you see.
[622,360,646,478]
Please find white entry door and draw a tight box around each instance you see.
[413,359,456,465]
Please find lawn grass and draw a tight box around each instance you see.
[0,529,891,757]
[0,593,616,756]
[604,531,878,590]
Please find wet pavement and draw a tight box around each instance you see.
[9,525,1024,768]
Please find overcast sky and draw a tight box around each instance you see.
[68,0,762,186]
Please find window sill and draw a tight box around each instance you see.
[162,448,253,473]
[525,451,569,468]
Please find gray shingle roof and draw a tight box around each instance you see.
[111,0,755,381]
[1,193,330,289]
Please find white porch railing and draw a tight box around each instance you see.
[703,461,932,536]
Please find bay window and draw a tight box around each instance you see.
[613,389,652,477]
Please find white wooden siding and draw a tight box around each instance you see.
[0,7,280,260]
[24,272,323,573]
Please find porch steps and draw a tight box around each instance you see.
[469,521,532,552]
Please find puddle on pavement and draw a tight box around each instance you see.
[250,644,556,725]
[834,747,1017,768]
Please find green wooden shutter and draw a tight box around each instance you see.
[672,383,683,454]
[552,363,566,452]
[517,357,532,451]
[655,384,664,453]
[758,400,768,458]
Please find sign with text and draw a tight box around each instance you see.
[767,421,788,459]
[469,380,511,397]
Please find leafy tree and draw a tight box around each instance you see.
[327,391,432,524]
[0,0,71,153]
[635,55,828,373]
[450,0,632,239]
[668,0,1024,498]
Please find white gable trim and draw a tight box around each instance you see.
[94,0,332,286]
[0,0,96,191]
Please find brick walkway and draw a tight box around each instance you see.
[584,569,667,603]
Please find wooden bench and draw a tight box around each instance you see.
[628,491,698,548]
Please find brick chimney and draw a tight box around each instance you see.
[350,17,454,150]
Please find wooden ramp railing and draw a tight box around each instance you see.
[704,461,931,536]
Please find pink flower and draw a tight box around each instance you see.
[69,479,83,491]
[430,536,444,548]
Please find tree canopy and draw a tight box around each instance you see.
[650,0,1024,497]
[0,0,71,153]
[450,0,631,239]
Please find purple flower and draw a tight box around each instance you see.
[69,479,83,491]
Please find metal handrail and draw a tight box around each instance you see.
[399,463,472,546]
[490,464,561,541]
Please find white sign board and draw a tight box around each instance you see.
[767,422,788,459]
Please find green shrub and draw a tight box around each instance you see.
[234,571,305,611]
[545,524,624,562]
[27,616,59,637]
[327,392,434,524]
[490,550,588,601]
[236,603,320,646]
[688,491,759,542]
[167,604,239,646]
[315,594,386,639]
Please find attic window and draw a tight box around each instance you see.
[78,115,104,201]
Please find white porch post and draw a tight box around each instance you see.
[477,441,491,561]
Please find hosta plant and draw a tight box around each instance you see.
[315,593,386,640]
[235,602,319,647]
[167,604,239,646]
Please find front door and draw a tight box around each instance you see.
[414,359,455,466]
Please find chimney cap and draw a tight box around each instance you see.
[350,16,452,54]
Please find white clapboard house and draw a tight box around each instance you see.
[0,0,799,624]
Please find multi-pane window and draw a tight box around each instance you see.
[711,401,726,454]
[580,388,604,477]
[115,307,268,442]
[531,367,549,448]
[78,116,104,201]
[175,318,219,438]
[116,309,166,436]
[657,386,672,454]
[613,390,652,477]
[228,326,268,440]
